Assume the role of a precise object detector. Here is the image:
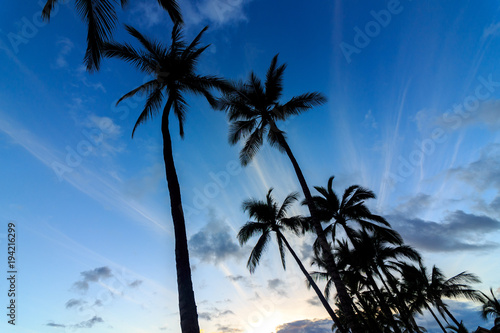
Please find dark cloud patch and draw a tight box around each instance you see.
[189,215,244,264]
[81,267,112,282]
[74,316,104,329]
[198,307,235,323]
[389,210,500,252]
[65,298,86,309]
[448,144,500,192]
[72,281,90,292]
[268,278,282,289]
[267,278,287,297]
[73,266,113,292]
[128,279,142,288]
[306,297,321,307]
[276,319,333,333]
[47,322,66,328]
[395,193,433,216]
[226,275,245,282]
[199,312,212,321]
[438,100,500,132]
[215,324,243,332]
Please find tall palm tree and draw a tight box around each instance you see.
[480,288,500,321]
[102,24,228,333]
[237,189,347,333]
[42,0,182,71]
[217,54,362,332]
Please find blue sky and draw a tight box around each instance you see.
[1,0,500,332]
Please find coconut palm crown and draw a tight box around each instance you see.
[216,54,326,166]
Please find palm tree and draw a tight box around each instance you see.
[480,288,500,321]
[311,176,392,245]
[217,54,362,333]
[353,229,422,332]
[237,189,347,333]
[102,24,228,333]
[42,0,182,71]
[400,264,482,333]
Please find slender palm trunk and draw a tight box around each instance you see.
[354,290,384,333]
[162,104,200,333]
[378,268,417,333]
[277,232,347,333]
[427,305,447,333]
[365,272,402,333]
[272,124,362,333]
[438,301,461,327]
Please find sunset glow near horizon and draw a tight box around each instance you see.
[1,0,500,332]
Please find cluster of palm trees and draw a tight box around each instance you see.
[238,175,498,333]
[41,1,499,332]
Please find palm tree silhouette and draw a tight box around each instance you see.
[42,0,182,71]
[311,176,392,245]
[217,54,361,332]
[102,24,228,333]
[237,189,347,333]
[400,264,482,333]
[480,288,500,321]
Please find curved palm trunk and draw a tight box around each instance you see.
[162,104,200,333]
[277,232,347,333]
[272,124,361,333]
[427,305,447,333]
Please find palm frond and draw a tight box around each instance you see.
[125,25,166,59]
[41,0,60,20]
[228,119,257,145]
[246,231,270,273]
[183,26,209,57]
[242,199,274,223]
[157,0,183,24]
[277,192,299,219]
[277,92,326,119]
[239,127,264,166]
[103,41,156,74]
[131,88,164,137]
[75,0,118,71]
[265,54,286,104]
[237,221,270,245]
[267,122,287,153]
[116,79,159,106]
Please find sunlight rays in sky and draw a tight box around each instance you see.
[1,1,500,332]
